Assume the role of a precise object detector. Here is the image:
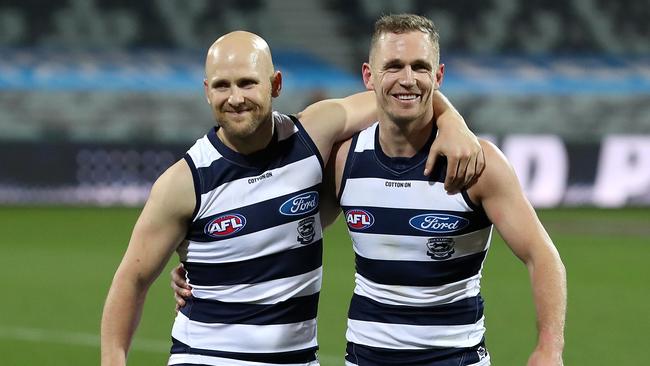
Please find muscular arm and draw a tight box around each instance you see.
[470,141,566,365]
[101,160,195,366]
[297,90,483,192]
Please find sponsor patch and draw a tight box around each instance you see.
[409,213,469,233]
[204,214,247,237]
[297,217,316,244]
[345,209,374,230]
[279,191,319,216]
[426,237,455,260]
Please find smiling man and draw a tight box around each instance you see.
[100,30,483,366]
[170,16,567,366]
[328,14,567,366]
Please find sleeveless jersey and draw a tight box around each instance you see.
[339,123,493,365]
[169,112,323,366]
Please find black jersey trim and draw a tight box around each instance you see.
[289,114,324,170]
[338,131,362,203]
[183,153,201,222]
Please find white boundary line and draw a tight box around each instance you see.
[0,326,342,364]
[0,326,167,353]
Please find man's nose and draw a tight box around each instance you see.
[228,87,245,105]
[399,66,416,87]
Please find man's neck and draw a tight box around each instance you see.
[217,119,274,155]
[377,115,435,158]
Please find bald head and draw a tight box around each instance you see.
[205,31,275,79]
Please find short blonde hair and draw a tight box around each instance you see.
[370,14,440,66]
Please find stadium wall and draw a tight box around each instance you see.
[1,136,649,208]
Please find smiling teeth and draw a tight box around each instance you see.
[397,94,417,100]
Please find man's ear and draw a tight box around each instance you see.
[271,71,282,98]
[203,79,211,104]
[434,63,445,90]
[362,63,374,90]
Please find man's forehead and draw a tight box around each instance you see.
[373,32,434,63]
[376,31,431,48]
[206,50,270,79]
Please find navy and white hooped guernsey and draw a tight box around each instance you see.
[339,123,493,366]
[169,112,323,366]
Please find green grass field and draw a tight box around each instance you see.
[1,207,648,365]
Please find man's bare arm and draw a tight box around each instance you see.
[101,160,194,366]
[471,141,566,366]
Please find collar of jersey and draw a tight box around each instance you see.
[373,124,438,175]
[207,125,280,168]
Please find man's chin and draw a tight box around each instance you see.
[386,112,421,125]
[220,114,253,125]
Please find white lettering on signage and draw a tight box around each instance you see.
[502,135,568,208]
[593,136,650,207]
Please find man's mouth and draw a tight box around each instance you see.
[392,93,420,101]
[225,109,251,114]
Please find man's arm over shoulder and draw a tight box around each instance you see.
[297,90,484,192]
[469,140,566,366]
[296,91,376,163]
[427,91,484,192]
[101,160,195,366]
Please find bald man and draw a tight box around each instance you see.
[100,31,482,366]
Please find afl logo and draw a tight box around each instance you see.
[205,214,246,238]
[346,209,374,230]
[409,214,469,233]
[279,191,319,216]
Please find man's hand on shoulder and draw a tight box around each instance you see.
[425,110,484,193]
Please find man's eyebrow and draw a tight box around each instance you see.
[382,59,403,68]
[210,78,228,86]
[411,60,433,70]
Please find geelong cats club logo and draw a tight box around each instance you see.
[297,217,316,244]
[204,214,246,238]
[426,237,455,260]
[345,209,374,230]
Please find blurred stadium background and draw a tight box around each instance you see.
[0,0,648,365]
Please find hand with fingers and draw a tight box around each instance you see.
[170,263,192,312]
[424,118,485,193]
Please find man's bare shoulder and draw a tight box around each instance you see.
[147,159,195,219]
[468,139,520,202]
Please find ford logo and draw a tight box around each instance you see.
[345,209,374,230]
[205,213,247,237]
[279,191,319,216]
[409,214,469,233]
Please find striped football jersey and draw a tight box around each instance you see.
[339,122,493,366]
[169,112,324,366]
